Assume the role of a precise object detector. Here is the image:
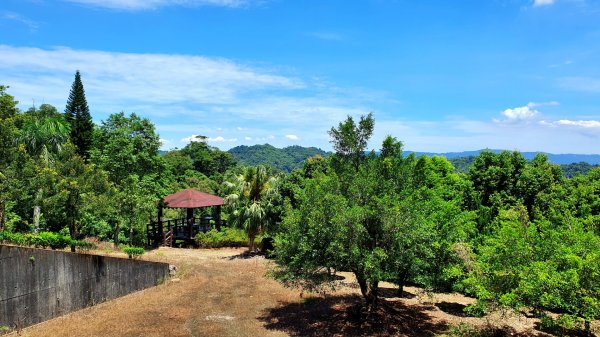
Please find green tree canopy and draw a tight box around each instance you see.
[65,70,94,158]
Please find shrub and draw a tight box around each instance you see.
[0,230,95,250]
[122,246,144,259]
[195,228,248,248]
[463,300,487,317]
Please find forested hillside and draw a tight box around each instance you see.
[227,144,329,172]
[1,82,599,335]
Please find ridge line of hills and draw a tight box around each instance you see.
[225,144,600,176]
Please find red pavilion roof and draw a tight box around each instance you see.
[163,189,224,209]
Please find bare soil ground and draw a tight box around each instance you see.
[8,247,598,337]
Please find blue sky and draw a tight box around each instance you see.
[1,0,600,153]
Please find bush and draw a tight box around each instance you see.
[122,246,144,259]
[0,230,95,250]
[195,228,248,248]
[463,301,487,317]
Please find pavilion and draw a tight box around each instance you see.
[146,189,224,247]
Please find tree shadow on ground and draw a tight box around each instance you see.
[436,301,468,317]
[378,286,417,299]
[225,250,265,260]
[258,294,448,337]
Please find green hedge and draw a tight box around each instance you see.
[195,228,248,248]
[0,231,94,250]
[122,246,144,259]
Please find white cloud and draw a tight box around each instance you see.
[494,103,540,124]
[159,138,172,146]
[527,101,559,108]
[0,45,302,109]
[180,134,206,143]
[207,136,238,142]
[180,134,237,143]
[285,134,299,140]
[540,119,600,128]
[533,0,555,7]
[244,136,252,140]
[65,0,256,10]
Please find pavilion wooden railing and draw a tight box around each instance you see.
[146,217,215,247]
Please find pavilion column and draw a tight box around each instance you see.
[157,200,164,244]
[187,208,194,240]
[215,205,222,231]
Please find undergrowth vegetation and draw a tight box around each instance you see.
[195,228,248,248]
[0,230,93,250]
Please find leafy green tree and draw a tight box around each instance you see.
[180,137,236,177]
[0,85,20,230]
[65,70,94,158]
[328,112,374,172]
[275,118,409,310]
[464,208,600,335]
[222,166,280,251]
[91,112,164,185]
[16,106,70,233]
[90,112,168,245]
[43,143,112,251]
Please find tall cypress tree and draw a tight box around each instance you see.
[65,70,94,158]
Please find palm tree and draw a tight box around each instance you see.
[223,166,279,251]
[16,115,70,233]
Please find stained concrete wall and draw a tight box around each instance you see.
[0,245,168,329]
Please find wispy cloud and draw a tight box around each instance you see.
[1,12,39,32]
[285,134,299,140]
[540,119,600,128]
[65,0,259,10]
[0,45,303,107]
[0,45,374,150]
[533,0,555,7]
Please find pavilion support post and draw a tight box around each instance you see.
[157,200,164,246]
[215,205,222,231]
[187,208,194,241]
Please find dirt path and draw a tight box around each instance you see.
[7,248,595,337]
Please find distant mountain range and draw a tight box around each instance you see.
[226,145,600,173]
[406,150,600,165]
[227,144,329,172]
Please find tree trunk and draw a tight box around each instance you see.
[69,219,76,252]
[113,221,120,249]
[397,271,408,297]
[0,200,5,231]
[129,223,134,246]
[248,233,256,251]
[585,320,591,337]
[356,272,379,311]
[33,206,41,233]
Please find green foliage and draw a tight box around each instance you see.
[562,162,600,179]
[463,301,487,317]
[228,144,329,172]
[91,112,164,185]
[222,166,282,250]
[122,245,144,259]
[180,137,236,177]
[0,230,92,250]
[195,228,248,248]
[64,71,93,158]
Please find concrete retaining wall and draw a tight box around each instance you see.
[0,245,168,329]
